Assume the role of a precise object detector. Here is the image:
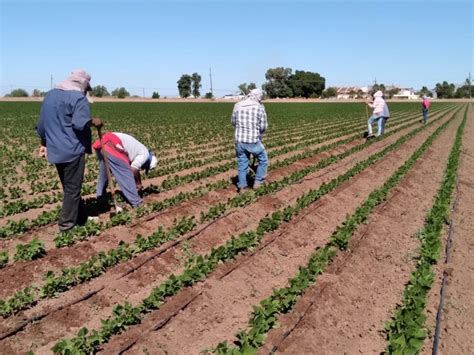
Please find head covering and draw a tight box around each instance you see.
[142,151,158,174]
[56,69,92,93]
[233,88,264,110]
[373,90,383,98]
[150,155,158,170]
[422,95,428,100]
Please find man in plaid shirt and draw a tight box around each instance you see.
[231,88,268,191]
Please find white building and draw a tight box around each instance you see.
[392,88,419,100]
[336,86,369,99]
[222,91,245,100]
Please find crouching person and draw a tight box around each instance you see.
[231,89,268,192]
[92,132,158,207]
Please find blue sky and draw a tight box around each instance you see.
[1,0,472,97]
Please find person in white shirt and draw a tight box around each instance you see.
[366,90,386,138]
[92,132,158,207]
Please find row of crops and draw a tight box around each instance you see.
[0,101,469,354]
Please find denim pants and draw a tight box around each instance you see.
[235,141,268,188]
[378,117,388,136]
[96,152,143,207]
[368,114,385,136]
[55,154,87,231]
[422,109,429,123]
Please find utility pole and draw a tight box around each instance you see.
[50,74,53,89]
[142,88,145,99]
[209,67,213,98]
[469,72,472,99]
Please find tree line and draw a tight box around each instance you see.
[4,72,472,99]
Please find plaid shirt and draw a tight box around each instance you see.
[231,105,268,143]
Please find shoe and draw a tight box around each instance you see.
[253,182,266,189]
[237,186,250,193]
[366,133,375,139]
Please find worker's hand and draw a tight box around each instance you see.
[91,118,103,128]
[39,145,47,158]
[136,182,143,192]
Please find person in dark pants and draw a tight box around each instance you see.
[36,69,102,232]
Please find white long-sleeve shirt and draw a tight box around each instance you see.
[368,97,385,116]
[114,132,149,169]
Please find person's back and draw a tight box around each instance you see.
[232,94,268,143]
[231,89,269,191]
[37,88,92,164]
[113,132,149,168]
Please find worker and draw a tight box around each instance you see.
[36,69,102,232]
[421,95,430,124]
[231,88,268,192]
[366,90,386,138]
[92,132,158,207]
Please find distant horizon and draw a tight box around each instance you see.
[1,0,472,97]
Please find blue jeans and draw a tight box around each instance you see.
[422,109,429,123]
[368,114,387,136]
[96,152,143,207]
[378,117,388,136]
[235,141,268,188]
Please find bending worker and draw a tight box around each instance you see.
[92,132,158,207]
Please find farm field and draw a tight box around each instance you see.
[0,101,472,354]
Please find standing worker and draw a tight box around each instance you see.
[421,95,430,124]
[231,89,268,192]
[366,90,386,138]
[92,132,158,207]
[378,96,390,136]
[36,69,102,232]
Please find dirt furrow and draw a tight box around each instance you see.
[257,111,462,354]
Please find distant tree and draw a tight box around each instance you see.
[204,92,214,99]
[111,87,130,99]
[387,87,400,98]
[32,89,46,97]
[152,91,160,99]
[238,82,257,95]
[321,87,337,98]
[191,73,202,98]
[288,71,325,98]
[371,83,386,94]
[452,78,473,98]
[435,81,455,98]
[177,74,192,98]
[91,85,110,98]
[263,67,293,98]
[10,88,29,97]
[417,86,432,97]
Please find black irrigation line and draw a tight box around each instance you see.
[432,175,461,355]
